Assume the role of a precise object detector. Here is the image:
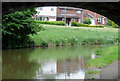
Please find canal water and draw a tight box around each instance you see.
[2,45,100,79]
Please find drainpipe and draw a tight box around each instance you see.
[82,10,84,23]
[64,7,67,26]
[95,13,96,25]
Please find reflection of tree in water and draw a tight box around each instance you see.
[2,48,40,79]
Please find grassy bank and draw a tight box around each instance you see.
[31,25,118,47]
[86,45,118,68]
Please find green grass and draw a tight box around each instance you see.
[86,45,118,68]
[31,25,118,47]
[104,25,113,28]
[86,71,100,75]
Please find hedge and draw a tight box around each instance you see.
[36,21,66,26]
[71,22,104,28]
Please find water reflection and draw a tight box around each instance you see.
[3,46,97,79]
[35,57,85,79]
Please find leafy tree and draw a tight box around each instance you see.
[83,17,92,25]
[2,8,41,49]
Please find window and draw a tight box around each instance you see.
[78,19,81,23]
[51,8,54,11]
[38,7,43,10]
[106,18,108,22]
[62,18,65,21]
[97,18,101,22]
[77,11,81,14]
[62,9,67,13]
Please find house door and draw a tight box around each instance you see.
[66,18,71,26]
[78,19,81,23]
[102,18,105,24]
[90,18,95,25]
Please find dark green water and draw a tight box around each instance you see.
[2,45,99,79]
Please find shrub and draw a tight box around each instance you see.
[108,19,112,26]
[77,23,89,27]
[83,17,92,25]
[71,22,88,27]
[71,22,104,28]
[71,22,77,26]
[36,21,66,26]
[88,25,104,28]
[2,8,40,49]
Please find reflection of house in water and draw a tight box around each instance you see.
[57,56,85,73]
[35,56,86,79]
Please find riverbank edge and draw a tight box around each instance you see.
[85,45,118,79]
[85,60,118,79]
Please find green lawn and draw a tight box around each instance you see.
[31,24,118,47]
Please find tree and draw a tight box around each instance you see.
[2,8,41,49]
[83,17,92,25]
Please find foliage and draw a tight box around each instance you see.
[88,25,104,28]
[86,71,100,75]
[113,23,119,28]
[108,19,112,26]
[71,22,77,26]
[2,8,41,49]
[36,21,66,26]
[95,47,103,55]
[71,22,88,27]
[108,19,119,28]
[71,22,104,28]
[83,17,92,25]
[86,45,118,68]
[31,26,118,47]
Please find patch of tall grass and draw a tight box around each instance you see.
[31,26,118,47]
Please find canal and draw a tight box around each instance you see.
[2,45,101,79]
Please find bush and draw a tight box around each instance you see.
[2,8,40,49]
[88,25,104,28]
[71,22,77,26]
[36,21,66,26]
[71,22,88,27]
[77,23,89,27]
[108,19,112,26]
[71,22,104,28]
[83,17,92,25]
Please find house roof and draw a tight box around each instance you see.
[57,6,83,10]
[57,14,80,18]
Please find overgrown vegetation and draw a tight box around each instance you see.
[2,8,41,49]
[31,25,118,47]
[71,22,104,28]
[86,45,118,68]
[36,21,66,26]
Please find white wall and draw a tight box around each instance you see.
[36,6,57,17]
[49,18,56,21]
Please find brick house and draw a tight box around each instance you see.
[35,6,108,25]
[83,9,108,25]
[56,7,84,26]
